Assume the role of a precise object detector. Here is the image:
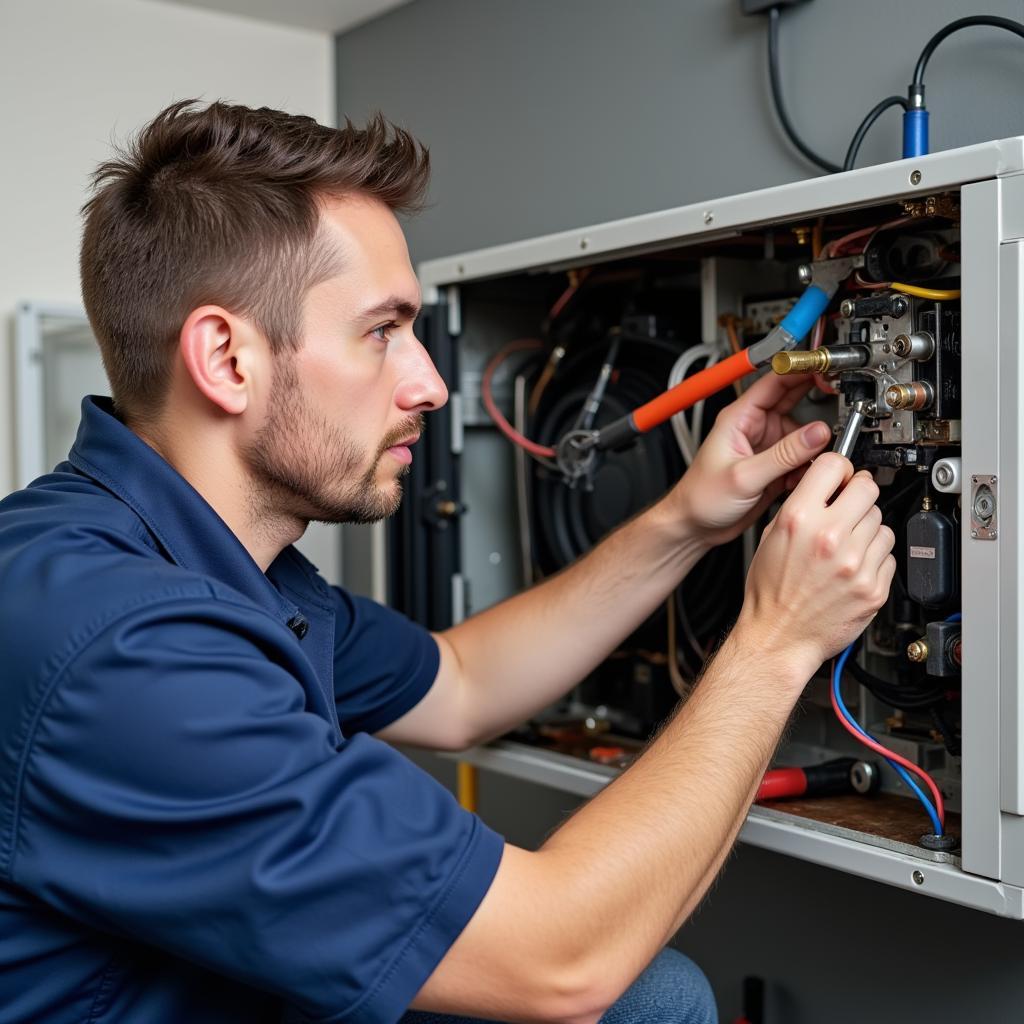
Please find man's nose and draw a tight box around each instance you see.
[395,338,449,412]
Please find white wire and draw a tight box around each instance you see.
[668,343,722,465]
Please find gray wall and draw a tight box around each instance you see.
[338,0,1024,263]
[340,2,1024,1020]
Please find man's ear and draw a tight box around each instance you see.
[178,306,260,416]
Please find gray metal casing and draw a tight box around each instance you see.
[417,138,1024,917]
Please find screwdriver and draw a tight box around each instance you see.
[833,399,867,459]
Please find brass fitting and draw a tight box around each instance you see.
[907,639,929,663]
[772,345,871,376]
[885,381,934,412]
[772,350,831,375]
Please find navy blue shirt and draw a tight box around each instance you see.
[0,397,504,1023]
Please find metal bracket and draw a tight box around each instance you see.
[970,475,998,540]
[445,285,462,337]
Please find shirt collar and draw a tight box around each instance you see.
[68,395,302,624]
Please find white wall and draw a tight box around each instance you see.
[0,0,341,579]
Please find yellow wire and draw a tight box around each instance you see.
[457,762,478,812]
[889,282,961,300]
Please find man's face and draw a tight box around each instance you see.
[242,195,447,525]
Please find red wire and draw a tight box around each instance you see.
[829,663,946,827]
[481,340,557,459]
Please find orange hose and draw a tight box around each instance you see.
[633,349,755,433]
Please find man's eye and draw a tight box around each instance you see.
[371,322,399,342]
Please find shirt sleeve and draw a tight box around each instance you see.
[10,593,503,1024]
[329,587,440,736]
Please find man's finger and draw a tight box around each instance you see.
[733,420,832,498]
[733,370,814,417]
[787,451,857,506]
[828,470,882,529]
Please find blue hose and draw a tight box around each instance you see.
[779,285,830,343]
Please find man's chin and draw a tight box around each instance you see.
[309,481,404,526]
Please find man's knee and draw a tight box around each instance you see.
[600,948,717,1024]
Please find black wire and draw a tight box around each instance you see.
[930,705,961,757]
[767,7,841,174]
[843,95,909,172]
[913,15,1024,88]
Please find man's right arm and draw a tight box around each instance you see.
[412,453,896,1024]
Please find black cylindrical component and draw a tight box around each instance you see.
[595,413,640,452]
[906,504,957,606]
[803,757,869,797]
[862,232,950,283]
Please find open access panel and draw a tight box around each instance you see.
[396,137,1024,917]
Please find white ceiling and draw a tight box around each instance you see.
[155,0,413,34]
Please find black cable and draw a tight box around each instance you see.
[930,705,961,757]
[843,95,909,172]
[913,15,1024,88]
[766,7,841,174]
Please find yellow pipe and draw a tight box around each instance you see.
[890,282,961,300]
[457,762,478,812]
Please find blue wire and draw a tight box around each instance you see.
[946,612,961,622]
[832,644,944,836]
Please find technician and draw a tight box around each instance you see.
[0,101,895,1024]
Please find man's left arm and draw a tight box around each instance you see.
[378,373,833,751]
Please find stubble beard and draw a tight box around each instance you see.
[242,362,422,528]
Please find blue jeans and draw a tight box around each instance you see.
[399,948,717,1023]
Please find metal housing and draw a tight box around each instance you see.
[415,137,1024,917]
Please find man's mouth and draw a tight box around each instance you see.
[385,434,420,465]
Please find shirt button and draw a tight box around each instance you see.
[287,615,309,640]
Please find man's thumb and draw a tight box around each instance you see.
[738,421,832,495]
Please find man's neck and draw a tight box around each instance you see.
[132,420,305,572]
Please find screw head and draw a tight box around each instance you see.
[840,299,855,318]
[892,333,912,357]
[935,465,953,486]
[797,264,813,285]
[457,263,465,275]
[579,237,589,250]
[907,639,928,663]
[912,870,925,886]
[703,210,714,225]
[972,529,979,538]
[910,170,922,185]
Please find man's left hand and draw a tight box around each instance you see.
[668,372,833,547]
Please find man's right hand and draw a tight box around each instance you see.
[737,451,896,683]
[412,451,897,1024]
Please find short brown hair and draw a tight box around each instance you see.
[80,100,430,420]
